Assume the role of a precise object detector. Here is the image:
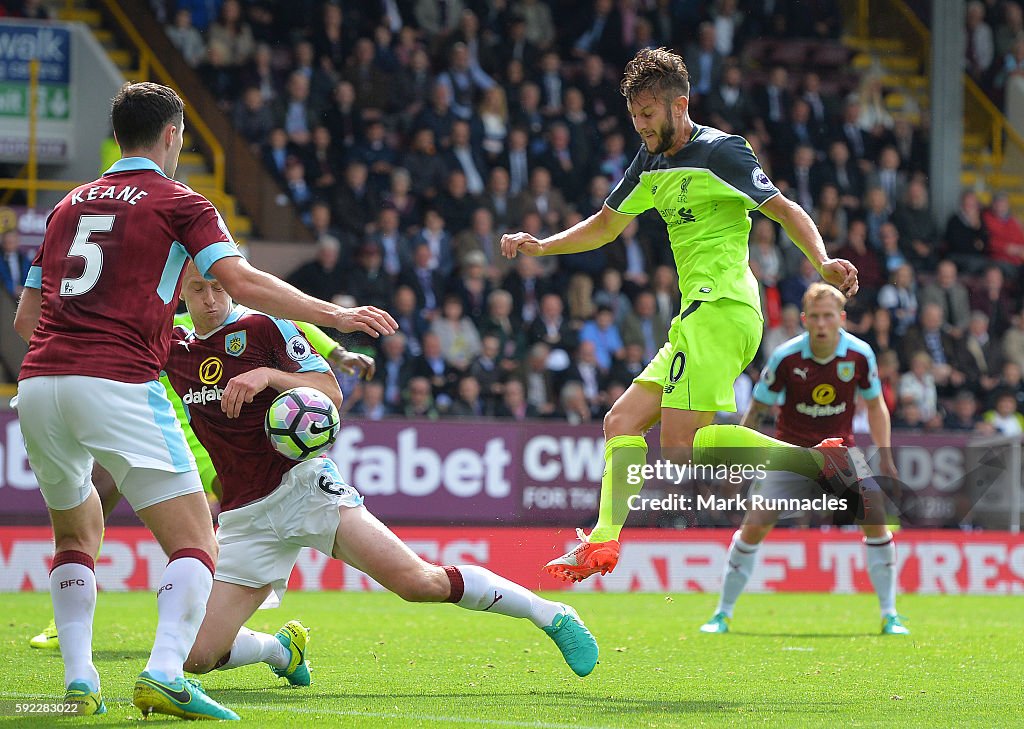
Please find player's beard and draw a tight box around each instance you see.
[651,117,677,155]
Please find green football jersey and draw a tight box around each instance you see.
[605,124,780,314]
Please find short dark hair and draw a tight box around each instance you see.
[110,82,184,151]
[620,47,689,104]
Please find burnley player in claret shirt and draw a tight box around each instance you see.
[700,283,908,636]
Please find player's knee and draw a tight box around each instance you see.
[604,406,640,439]
[391,566,448,603]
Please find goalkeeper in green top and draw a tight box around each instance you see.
[500,47,862,583]
[28,317,374,649]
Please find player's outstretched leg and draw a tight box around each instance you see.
[334,506,600,677]
[185,582,308,686]
[545,383,661,583]
[700,527,768,633]
[692,426,859,492]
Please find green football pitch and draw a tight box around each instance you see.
[0,591,1020,727]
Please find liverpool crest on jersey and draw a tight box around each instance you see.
[225,330,247,357]
[837,361,855,382]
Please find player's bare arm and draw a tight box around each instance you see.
[865,396,898,479]
[220,368,340,420]
[760,194,860,297]
[500,205,634,259]
[209,256,399,338]
[13,286,41,343]
[739,399,773,430]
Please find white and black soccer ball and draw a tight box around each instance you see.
[264,386,340,460]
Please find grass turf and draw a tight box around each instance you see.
[0,591,1019,728]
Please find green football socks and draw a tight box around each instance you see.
[588,435,649,543]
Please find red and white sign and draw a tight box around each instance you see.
[3,527,1024,595]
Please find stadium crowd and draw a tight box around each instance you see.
[101,2,1022,434]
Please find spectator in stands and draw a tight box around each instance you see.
[894,178,940,271]
[706,62,756,135]
[469,334,504,408]
[901,302,965,394]
[492,14,535,71]
[437,41,496,121]
[321,80,363,153]
[481,288,524,364]
[0,229,30,300]
[800,71,836,138]
[749,216,784,286]
[898,351,941,425]
[861,307,898,363]
[522,342,557,416]
[876,349,902,413]
[282,156,314,223]
[970,264,1015,337]
[960,310,1003,396]
[528,292,576,357]
[563,87,600,166]
[376,169,419,236]
[512,167,570,232]
[995,361,1024,411]
[579,306,624,372]
[477,85,509,166]
[834,219,884,298]
[608,341,647,388]
[306,125,342,198]
[365,206,407,277]
[390,286,427,357]
[209,0,254,68]
[402,375,441,420]
[454,207,506,284]
[779,258,820,308]
[275,71,318,148]
[451,250,492,323]
[347,243,392,312]
[539,123,589,205]
[813,140,864,215]
[855,73,894,141]
[349,380,389,420]
[333,161,377,236]
[877,221,908,274]
[447,375,487,418]
[411,331,458,402]
[754,66,792,141]
[402,127,449,200]
[261,127,291,182]
[311,1,354,75]
[352,120,397,197]
[415,0,465,39]
[342,37,393,112]
[166,8,206,68]
[444,120,488,197]
[761,303,803,356]
[565,273,596,325]
[515,0,556,50]
[983,390,1024,435]
[571,0,623,62]
[509,83,546,150]
[919,259,972,336]
[943,390,984,431]
[480,166,512,230]
[606,219,652,296]
[877,262,919,336]
[945,190,989,274]
[233,86,274,146]
[434,170,480,236]
[375,332,413,407]
[198,39,240,108]
[500,127,534,197]
[783,144,817,213]
[410,208,455,277]
[175,0,216,31]
[777,99,827,163]
[995,34,1024,96]
[837,94,872,169]
[559,381,595,425]
[966,0,996,82]
[286,235,346,303]
[621,291,670,364]
[536,50,566,118]
[811,184,848,249]
[1003,309,1024,369]
[494,378,538,420]
[563,339,607,408]
[400,242,446,317]
[982,192,1024,275]
[891,118,929,174]
[863,187,893,251]
[685,22,725,102]
[868,146,908,207]
[578,54,621,134]
[592,267,632,326]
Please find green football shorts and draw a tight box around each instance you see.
[634,297,762,412]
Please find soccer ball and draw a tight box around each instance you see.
[264,387,340,460]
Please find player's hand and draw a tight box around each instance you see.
[819,258,860,297]
[500,232,544,259]
[331,349,376,380]
[221,368,272,418]
[335,306,398,338]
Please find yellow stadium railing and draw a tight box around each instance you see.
[97,0,224,192]
[849,0,1024,167]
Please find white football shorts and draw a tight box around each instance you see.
[16,375,201,511]
[214,456,363,607]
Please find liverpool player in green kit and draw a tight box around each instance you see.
[499,48,861,582]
